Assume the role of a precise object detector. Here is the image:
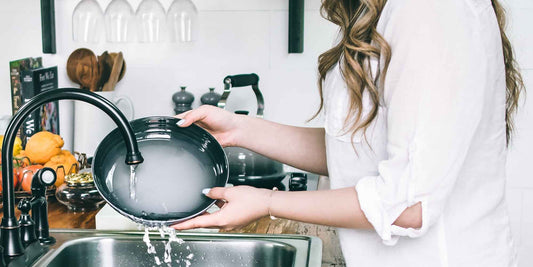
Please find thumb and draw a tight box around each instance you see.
[172,213,219,230]
[202,187,227,200]
[174,110,191,120]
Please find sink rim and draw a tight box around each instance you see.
[31,229,322,267]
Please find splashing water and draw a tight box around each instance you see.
[143,226,190,266]
[143,228,160,265]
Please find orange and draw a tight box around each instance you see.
[25,131,64,164]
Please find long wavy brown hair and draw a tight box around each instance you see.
[316,0,524,144]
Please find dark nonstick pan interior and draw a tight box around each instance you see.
[92,116,228,226]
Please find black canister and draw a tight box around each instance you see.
[172,86,195,114]
[200,87,221,106]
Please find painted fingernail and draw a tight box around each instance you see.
[202,188,211,195]
[177,120,185,126]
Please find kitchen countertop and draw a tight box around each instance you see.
[2,177,346,267]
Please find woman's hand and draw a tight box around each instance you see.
[171,186,272,231]
[176,105,245,147]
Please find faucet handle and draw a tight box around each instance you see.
[17,198,32,215]
[18,198,37,247]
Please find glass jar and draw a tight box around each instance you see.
[55,172,105,212]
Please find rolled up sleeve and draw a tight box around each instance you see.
[355,0,488,245]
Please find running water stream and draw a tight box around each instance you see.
[130,164,138,200]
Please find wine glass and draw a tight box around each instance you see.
[136,0,167,43]
[104,0,135,43]
[167,0,199,42]
[72,0,104,43]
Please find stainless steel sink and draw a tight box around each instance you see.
[31,230,322,267]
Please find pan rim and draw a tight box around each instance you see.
[92,116,228,227]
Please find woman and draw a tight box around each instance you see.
[173,0,524,266]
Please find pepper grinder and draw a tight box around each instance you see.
[200,87,221,106]
[172,86,195,114]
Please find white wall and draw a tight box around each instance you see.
[0,0,532,265]
[0,0,336,126]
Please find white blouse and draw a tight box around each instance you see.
[324,0,517,266]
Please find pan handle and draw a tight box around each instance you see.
[218,73,264,118]
[224,74,259,87]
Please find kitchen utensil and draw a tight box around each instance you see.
[97,52,126,92]
[172,86,195,114]
[72,0,104,43]
[104,0,135,43]
[67,48,100,91]
[218,74,286,187]
[109,52,126,82]
[136,0,166,43]
[167,0,198,42]
[97,51,112,90]
[92,116,228,226]
[200,87,221,106]
[73,91,134,157]
[102,52,124,91]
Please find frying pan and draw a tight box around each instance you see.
[92,116,228,226]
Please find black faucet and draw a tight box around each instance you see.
[0,88,144,258]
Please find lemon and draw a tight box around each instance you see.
[0,135,23,157]
[13,137,22,156]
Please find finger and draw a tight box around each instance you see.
[176,107,208,127]
[174,110,192,120]
[203,187,228,200]
[172,213,219,230]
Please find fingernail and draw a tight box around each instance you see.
[177,120,185,126]
[202,188,211,195]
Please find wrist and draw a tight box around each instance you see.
[258,188,274,218]
[231,114,252,147]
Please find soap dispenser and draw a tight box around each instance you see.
[200,87,221,106]
[172,86,195,114]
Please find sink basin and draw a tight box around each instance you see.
[31,230,322,267]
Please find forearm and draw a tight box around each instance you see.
[269,187,422,229]
[172,186,421,231]
[236,116,328,176]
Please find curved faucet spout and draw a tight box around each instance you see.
[0,88,144,257]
